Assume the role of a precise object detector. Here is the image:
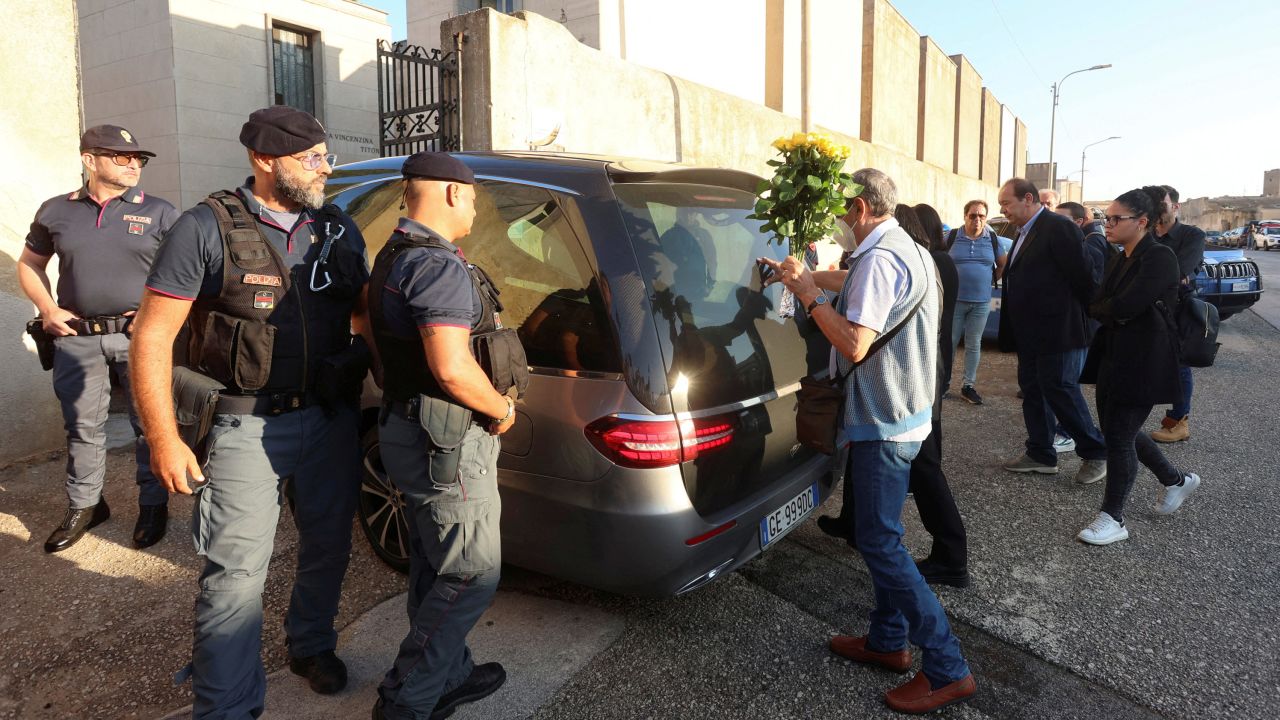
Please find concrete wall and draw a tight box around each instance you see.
[79,0,389,211]
[951,54,981,179]
[1013,117,1027,180]
[979,88,1000,184]
[0,0,84,463]
[998,105,1015,186]
[444,9,998,227]
[860,0,918,158]
[916,36,955,170]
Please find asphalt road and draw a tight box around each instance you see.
[1,308,1277,719]
[1240,248,1280,330]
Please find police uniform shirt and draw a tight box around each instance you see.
[26,185,178,316]
[146,179,368,301]
[379,218,481,337]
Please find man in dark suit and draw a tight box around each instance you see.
[997,178,1107,484]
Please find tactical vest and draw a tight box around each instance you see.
[187,190,362,396]
[369,230,529,404]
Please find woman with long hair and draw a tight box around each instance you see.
[1077,188,1201,545]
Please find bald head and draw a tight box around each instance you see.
[404,178,477,242]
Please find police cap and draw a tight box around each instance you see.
[80,125,155,157]
[401,152,475,184]
[239,106,327,156]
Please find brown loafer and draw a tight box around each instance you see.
[884,672,976,714]
[828,635,911,673]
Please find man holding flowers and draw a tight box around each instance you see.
[757,155,976,714]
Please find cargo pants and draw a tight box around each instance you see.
[179,403,361,720]
[51,333,164,508]
[376,413,502,720]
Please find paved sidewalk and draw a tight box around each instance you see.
[157,591,624,720]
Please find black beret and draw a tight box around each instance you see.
[239,106,327,155]
[80,125,155,156]
[401,151,475,184]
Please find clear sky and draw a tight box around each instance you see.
[361,0,408,41]
[890,0,1280,201]
[359,0,1277,202]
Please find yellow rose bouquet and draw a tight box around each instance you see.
[749,132,860,260]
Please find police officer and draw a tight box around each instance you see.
[129,106,371,718]
[18,125,178,553]
[366,152,525,720]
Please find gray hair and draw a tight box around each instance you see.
[850,168,897,217]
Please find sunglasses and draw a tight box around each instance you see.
[291,152,337,171]
[94,152,148,168]
[967,213,986,219]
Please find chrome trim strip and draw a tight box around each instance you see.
[474,174,583,197]
[528,366,623,381]
[614,382,803,422]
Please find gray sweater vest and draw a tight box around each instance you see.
[835,226,939,442]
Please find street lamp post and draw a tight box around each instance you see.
[1048,63,1112,189]
[1080,136,1120,203]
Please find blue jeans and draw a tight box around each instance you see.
[1016,348,1106,465]
[951,301,991,388]
[849,440,969,686]
[1166,365,1192,420]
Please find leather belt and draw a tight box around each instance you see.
[71,315,131,336]
[216,391,310,416]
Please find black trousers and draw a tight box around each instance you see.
[1096,389,1183,523]
[832,417,968,570]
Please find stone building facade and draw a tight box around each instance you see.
[79,0,391,210]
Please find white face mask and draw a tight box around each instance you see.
[832,218,858,251]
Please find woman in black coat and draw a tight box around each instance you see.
[1077,188,1201,546]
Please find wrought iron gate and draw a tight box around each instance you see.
[377,40,460,156]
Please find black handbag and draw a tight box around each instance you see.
[795,281,929,455]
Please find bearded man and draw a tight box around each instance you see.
[129,106,373,718]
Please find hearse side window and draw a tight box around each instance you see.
[456,181,620,373]
[332,177,619,373]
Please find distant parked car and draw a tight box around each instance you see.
[1256,223,1280,251]
[326,152,835,596]
[1196,248,1263,319]
[1204,230,1223,246]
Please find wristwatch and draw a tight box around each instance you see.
[806,294,829,314]
[494,395,515,425]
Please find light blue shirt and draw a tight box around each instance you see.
[1010,206,1046,264]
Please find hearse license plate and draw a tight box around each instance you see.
[760,483,819,549]
[1232,281,1250,292]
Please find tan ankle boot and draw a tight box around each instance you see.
[1151,416,1190,442]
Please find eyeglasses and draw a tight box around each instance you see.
[967,213,986,219]
[1103,215,1139,226]
[94,152,148,168]
[291,152,337,171]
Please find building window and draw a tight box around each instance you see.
[457,0,521,13]
[272,24,316,115]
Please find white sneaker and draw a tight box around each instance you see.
[1053,434,1076,454]
[1154,473,1201,515]
[1077,512,1129,545]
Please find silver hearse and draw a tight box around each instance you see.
[327,152,835,596]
